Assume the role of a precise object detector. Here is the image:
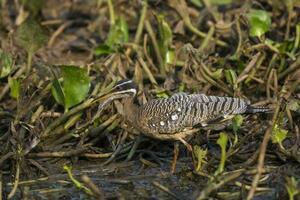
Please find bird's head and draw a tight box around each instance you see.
[110,79,137,97]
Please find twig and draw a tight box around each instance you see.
[0,152,14,168]
[196,170,244,200]
[104,131,128,165]
[145,20,165,74]
[48,21,72,47]
[237,52,261,84]
[7,161,20,199]
[134,1,147,44]
[27,148,87,158]
[152,181,189,200]
[81,175,105,200]
[278,55,300,80]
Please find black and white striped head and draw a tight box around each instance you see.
[110,79,137,97]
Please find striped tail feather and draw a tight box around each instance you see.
[245,105,272,114]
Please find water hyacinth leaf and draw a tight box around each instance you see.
[16,19,48,54]
[51,66,90,111]
[62,66,90,110]
[51,78,65,106]
[105,16,129,48]
[0,50,13,78]
[246,9,271,37]
[8,77,20,100]
[272,124,288,146]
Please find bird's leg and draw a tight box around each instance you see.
[178,137,193,152]
[171,142,180,173]
[178,137,197,170]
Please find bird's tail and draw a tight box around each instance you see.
[245,105,272,113]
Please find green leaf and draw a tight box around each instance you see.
[190,0,203,7]
[224,69,237,88]
[193,145,207,172]
[8,77,20,100]
[210,0,232,5]
[211,68,223,79]
[157,15,173,64]
[272,124,288,145]
[215,132,228,175]
[51,78,65,106]
[94,44,114,56]
[16,19,48,54]
[51,66,90,111]
[62,66,90,110]
[232,115,243,133]
[285,177,299,200]
[246,9,271,37]
[0,49,13,78]
[105,16,129,48]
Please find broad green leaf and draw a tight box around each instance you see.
[246,9,271,37]
[272,124,288,145]
[51,66,90,111]
[106,16,129,48]
[193,145,207,172]
[16,19,48,54]
[232,115,243,133]
[0,49,13,78]
[215,132,228,175]
[62,66,90,110]
[8,77,20,100]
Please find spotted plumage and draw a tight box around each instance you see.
[104,79,270,141]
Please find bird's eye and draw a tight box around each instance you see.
[116,86,121,90]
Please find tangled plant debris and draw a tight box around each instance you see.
[0,0,300,199]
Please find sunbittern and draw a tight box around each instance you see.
[101,79,270,171]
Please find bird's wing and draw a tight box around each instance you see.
[186,94,248,125]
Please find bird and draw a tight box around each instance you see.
[100,79,270,171]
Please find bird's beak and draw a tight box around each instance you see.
[93,90,132,104]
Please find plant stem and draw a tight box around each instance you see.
[107,0,115,25]
[26,51,33,75]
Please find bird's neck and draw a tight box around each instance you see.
[122,97,140,124]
